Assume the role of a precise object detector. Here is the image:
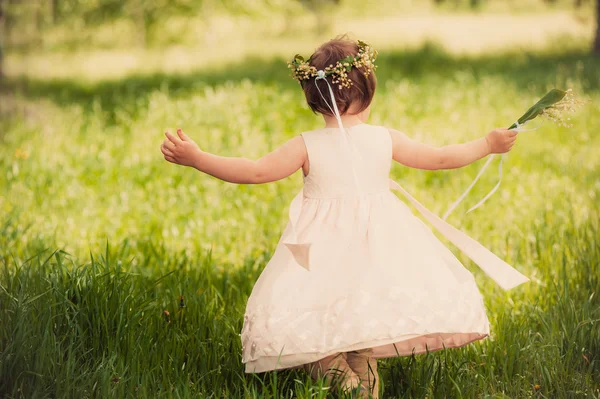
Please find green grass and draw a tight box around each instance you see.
[1,34,600,398]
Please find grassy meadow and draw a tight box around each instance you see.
[1,5,600,398]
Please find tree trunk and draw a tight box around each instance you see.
[51,0,59,24]
[0,0,3,79]
[594,0,600,54]
[35,1,44,47]
[470,0,482,8]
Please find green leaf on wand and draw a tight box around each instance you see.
[508,89,584,129]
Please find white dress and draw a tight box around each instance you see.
[240,123,529,373]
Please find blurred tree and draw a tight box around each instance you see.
[595,0,600,53]
[0,1,3,79]
[298,0,341,35]
[51,0,59,24]
[431,0,481,10]
[3,0,19,48]
[83,0,196,47]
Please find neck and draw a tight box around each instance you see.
[322,113,364,128]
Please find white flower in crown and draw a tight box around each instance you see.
[316,70,326,79]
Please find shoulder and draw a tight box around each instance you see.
[299,127,327,138]
[299,127,331,146]
[285,134,309,152]
[362,124,402,137]
[273,134,310,157]
[362,124,405,143]
[370,124,405,135]
[381,126,412,142]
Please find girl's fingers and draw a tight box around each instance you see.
[165,131,182,146]
[164,154,176,163]
[163,139,176,151]
[161,142,174,155]
[176,128,188,141]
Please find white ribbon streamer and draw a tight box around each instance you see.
[442,120,543,220]
[388,179,530,290]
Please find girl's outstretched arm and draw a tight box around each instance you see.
[387,127,517,170]
[161,129,307,184]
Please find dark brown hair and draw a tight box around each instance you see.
[301,35,377,116]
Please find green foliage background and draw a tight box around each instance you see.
[0,1,599,398]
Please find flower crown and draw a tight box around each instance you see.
[287,40,378,90]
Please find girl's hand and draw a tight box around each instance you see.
[161,128,202,168]
[485,128,518,154]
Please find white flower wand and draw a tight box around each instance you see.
[442,88,584,220]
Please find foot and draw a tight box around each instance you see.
[303,352,362,395]
[346,348,379,398]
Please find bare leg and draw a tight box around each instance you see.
[346,348,379,398]
[303,352,365,396]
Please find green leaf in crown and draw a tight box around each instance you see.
[339,56,355,71]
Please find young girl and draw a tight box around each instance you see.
[160,36,529,398]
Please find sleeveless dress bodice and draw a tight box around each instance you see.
[300,124,391,199]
